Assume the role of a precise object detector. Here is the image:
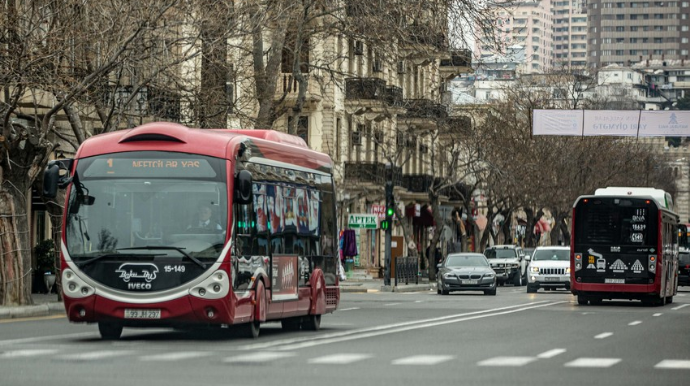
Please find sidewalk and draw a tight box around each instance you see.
[0,273,434,320]
[0,293,65,320]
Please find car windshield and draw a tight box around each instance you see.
[532,249,570,261]
[445,254,489,267]
[483,248,517,259]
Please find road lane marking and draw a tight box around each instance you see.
[594,332,613,339]
[0,349,58,358]
[478,357,538,366]
[655,360,690,369]
[0,315,65,324]
[564,358,621,368]
[653,313,663,317]
[338,307,360,311]
[671,304,690,310]
[223,352,295,364]
[537,349,567,359]
[240,301,554,351]
[59,350,133,361]
[0,332,96,346]
[308,353,371,364]
[414,300,423,303]
[392,355,454,365]
[628,321,642,326]
[140,352,212,361]
[241,301,565,351]
[384,303,401,306]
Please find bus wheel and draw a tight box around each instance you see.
[98,322,123,340]
[241,321,260,339]
[577,295,588,305]
[303,314,321,331]
[590,297,602,305]
[281,318,302,331]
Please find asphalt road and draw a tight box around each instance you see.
[1,285,690,386]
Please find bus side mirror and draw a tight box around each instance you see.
[235,170,253,205]
[43,164,60,198]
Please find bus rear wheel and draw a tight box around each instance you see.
[577,295,588,305]
[303,314,321,331]
[98,322,123,340]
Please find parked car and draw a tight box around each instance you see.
[679,250,690,287]
[437,253,497,296]
[526,246,571,293]
[523,247,535,261]
[483,245,527,286]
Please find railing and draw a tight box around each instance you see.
[345,77,387,101]
[395,256,419,286]
[440,50,472,67]
[402,99,448,119]
[402,174,434,193]
[344,162,403,186]
[385,86,403,107]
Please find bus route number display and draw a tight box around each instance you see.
[84,157,217,178]
[629,208,646,244]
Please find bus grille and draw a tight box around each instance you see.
[326,287,338,306]
[539,268,566,275]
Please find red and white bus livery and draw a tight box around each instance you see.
[570,187,679,306]
[44,122,340,339]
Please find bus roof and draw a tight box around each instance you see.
[74,122,333,174]
[593,187,673,211]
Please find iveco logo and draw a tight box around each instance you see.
[115,263,159,283]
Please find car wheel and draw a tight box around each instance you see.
[526,285,536,293]
[577,295,588,305]
[484,288,497,296]
[667,296,674,304]
[513,273,523,286]
[441,289,449,295]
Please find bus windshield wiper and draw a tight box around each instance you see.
[75,251,165,268]
[116,246,207,269]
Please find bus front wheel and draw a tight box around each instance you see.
[303,314,321,331]
[98,322,123,340]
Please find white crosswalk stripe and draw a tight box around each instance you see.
[478,357,538,366]
[392,355,454,365]
[308,353,372,364]
[223,351,295,364]
[59,350,133,361]
[0,349,58,358]
[564,358,621,368]
[140,352,213,361]
[655,360,690,369]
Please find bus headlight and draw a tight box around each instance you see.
[191,270,230,299]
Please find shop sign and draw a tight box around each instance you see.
[370,204,385,219]
[348,214,378,229]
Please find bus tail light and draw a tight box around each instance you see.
[649,255,657,273]
[574,253,582,271]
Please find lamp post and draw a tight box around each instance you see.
[384,164,393,286]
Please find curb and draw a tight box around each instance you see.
[0,303,65,320]
[380,284,434,293]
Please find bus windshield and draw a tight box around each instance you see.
[574,197,658,247]
[65,151,228,265]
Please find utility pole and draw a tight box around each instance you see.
[383,163,393,286]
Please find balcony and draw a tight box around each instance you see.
[385,86,404,107]
[402,174,434,193]
[344,162,403,186]
[402,99,448,120]
[407,25,447,50]
[440,50,472,68]
[275,73,323,102]
[346,78,387,101]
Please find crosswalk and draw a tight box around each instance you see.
[0,348,688,369]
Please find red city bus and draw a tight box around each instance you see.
[570,189,679,306]
[43,122,340,339]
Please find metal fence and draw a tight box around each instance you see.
[395,256,418,286]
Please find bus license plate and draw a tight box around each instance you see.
[124,309,161,319]
[462,280,478,285]
[605,278,625,284]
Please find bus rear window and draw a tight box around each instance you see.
[575,199,657,246]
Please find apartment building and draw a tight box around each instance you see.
[552,0,588,68]
[587,1,690,67]
[474,1,553,74]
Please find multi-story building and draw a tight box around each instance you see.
[587,1,690,68]
[552,0,588,68]
[474,1,553,74]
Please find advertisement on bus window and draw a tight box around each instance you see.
[272,255,299,301]
[254,183,320,236]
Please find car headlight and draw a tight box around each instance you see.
[484,272,495,278]
[443,273,453,279]
[531,266,539,273]
[565,267,571,274]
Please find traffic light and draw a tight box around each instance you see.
[385,180,394,220]
[380,219,390,230]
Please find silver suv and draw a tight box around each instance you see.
[483,245,527,286]
[526,246,571,293]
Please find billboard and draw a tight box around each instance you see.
[533,110,690,137]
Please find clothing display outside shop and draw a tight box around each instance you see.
[339,229,358,277]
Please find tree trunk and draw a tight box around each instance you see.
[0,188,33,305]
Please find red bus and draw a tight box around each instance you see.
[43,122,340,339]
[570,188,679,306]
